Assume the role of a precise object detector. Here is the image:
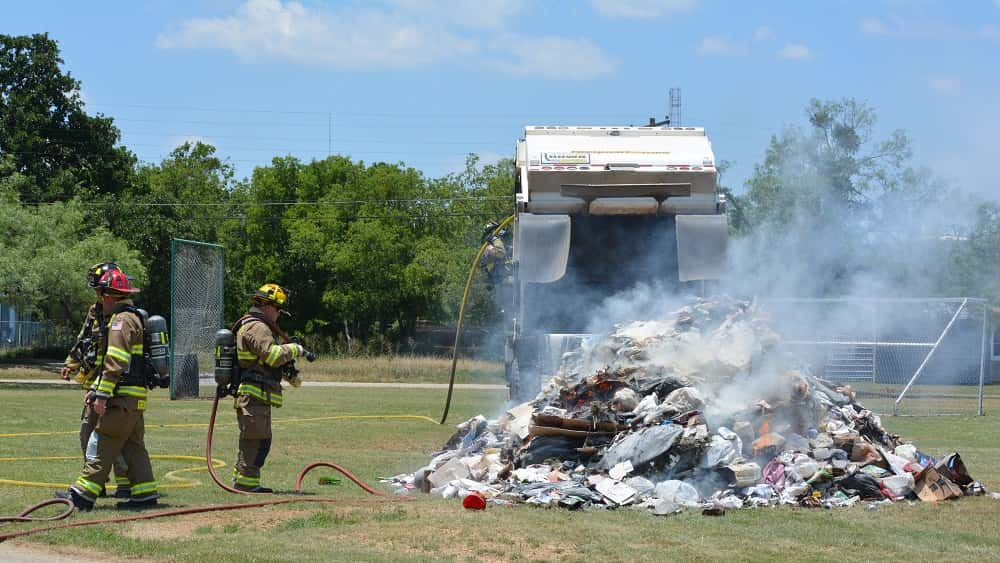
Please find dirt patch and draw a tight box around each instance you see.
[124,508,310,540]
[1,542,149,563]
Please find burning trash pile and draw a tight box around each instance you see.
[393,298,986,513]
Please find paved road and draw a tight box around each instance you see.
[0,378,507,390]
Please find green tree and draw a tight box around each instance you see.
[0,33,135,201]
[103,142,239,316]
[0,173,146,326]
[744,98,920,229]
[737,98,939,296]
[944,202,1000,303]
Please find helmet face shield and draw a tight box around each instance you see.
[87,262,119,288]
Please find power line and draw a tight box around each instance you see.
[86,102,640,120]
[1,148,504,167]
[18,196,511,207]
[84,212,503,222]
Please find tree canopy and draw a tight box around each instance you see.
[0,33,135,202]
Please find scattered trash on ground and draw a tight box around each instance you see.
[387,298,987,513]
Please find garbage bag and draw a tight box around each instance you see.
[840,473,886,501]
[880,473,915,498]
[519,436,587,466]
[654,480,700,506]
[700,435,737,468]
[602,424,684,470]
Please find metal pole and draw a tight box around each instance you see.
[170,238,177,400]
[871,302,879,383]
[978,301,988,416]
[893,298,968,416]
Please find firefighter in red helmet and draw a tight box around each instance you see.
[57,269,159,511]
[60,262,132,499]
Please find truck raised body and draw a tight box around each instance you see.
[507,125,728,400]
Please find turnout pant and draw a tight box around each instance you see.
[71,396,157,503]
[234,394,272,488]
[80,403,131,492]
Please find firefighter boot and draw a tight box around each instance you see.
[234,484,274,493]
[115,497,159,511]
[54,489,94,512]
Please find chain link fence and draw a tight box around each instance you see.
[0,320,70,351]
[764,298,992,416]
[170,239,225,399]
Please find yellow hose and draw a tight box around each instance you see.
[0,413,437,439]
[0,454,226,490]
[440,214,515,424]
[0,416,437,490]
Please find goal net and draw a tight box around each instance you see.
[169,239,225,399]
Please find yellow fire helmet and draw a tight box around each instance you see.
[251,283,290,311]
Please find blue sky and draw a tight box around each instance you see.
[5,0,999,197]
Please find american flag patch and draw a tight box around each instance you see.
[111,320,123,331]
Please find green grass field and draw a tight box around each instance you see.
[2,376,1000,562]
[0,355,505,384]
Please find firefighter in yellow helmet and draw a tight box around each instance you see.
[56,269,159,511]
[59,262,132,499]
[231,283,310,492]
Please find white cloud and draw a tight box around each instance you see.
[995,0,1000,8]
[157,0,615,79]
[695,36,747,57]
[591,0,698,19]
[491,34,619,79]
[156,0,480,68]
[386,0,525,29]
[777,43,813,60]
[928,77,961,95]
[861,17,889,35]
[753,26,776,42]
[860,15,999,41]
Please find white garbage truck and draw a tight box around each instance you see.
[506,125,729,400]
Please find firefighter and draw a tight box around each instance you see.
[479,221,512,289]
[231,283,307,492]
[56,269,158,511]
[59,262,131,499]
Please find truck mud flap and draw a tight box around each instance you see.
[515,213,571,283]
[676,214,728,281]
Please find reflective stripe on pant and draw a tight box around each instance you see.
[71,396,156,502]
[80,403,130,491]
[235,394,272,483]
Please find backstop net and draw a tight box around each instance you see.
[169,239,225,399]
[763,298,992,416]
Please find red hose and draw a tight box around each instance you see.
[1,390,413,544]
[0,499,74,524]
[204,391,267,495]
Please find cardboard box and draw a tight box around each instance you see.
[913,466,963,502]
[934,452,973,487]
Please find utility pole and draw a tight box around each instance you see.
[327,112,332,157]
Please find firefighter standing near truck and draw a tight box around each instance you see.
[479,221,512,289]
[56,269,159,511]
[231,283,308,492]
[59,262,132,499]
